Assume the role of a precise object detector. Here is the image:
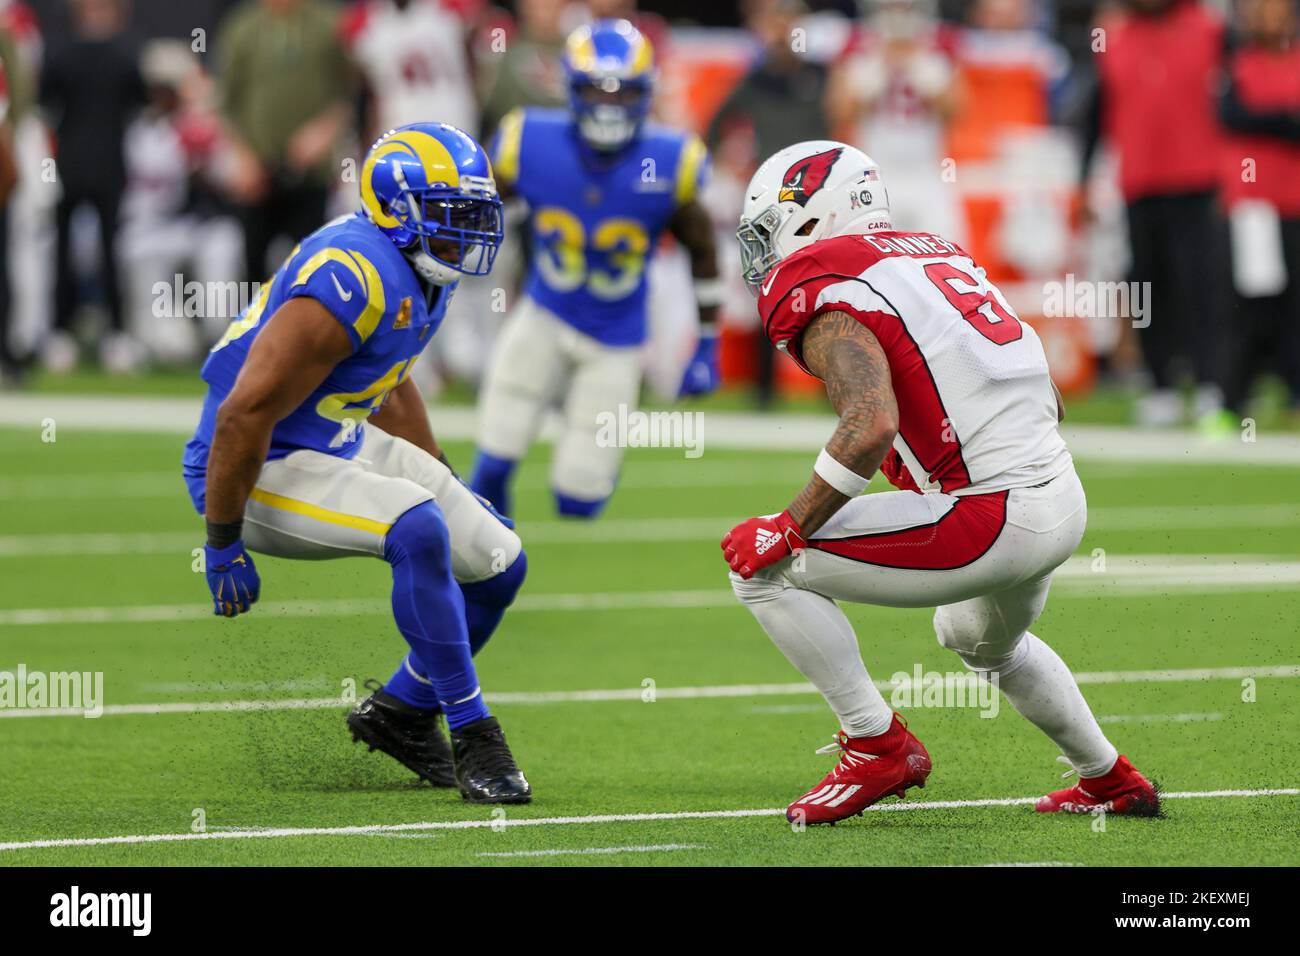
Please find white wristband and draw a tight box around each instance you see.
[814,447,870,497]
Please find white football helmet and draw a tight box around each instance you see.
[737,140,892,295]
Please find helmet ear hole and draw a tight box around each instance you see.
[795,218,819,237]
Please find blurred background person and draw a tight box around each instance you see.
[478,0,568,138]
[706,0,830,210]
[1,0,47,382]
[827,0,966,242]
[216,0,354,285]
[1082,0,1226,427]
[40,0,145,374]
[0,16,28,385]
[1218,0,1300,426]
[118,40,241,365]
[340,0,483,145]
[706,0,831,408]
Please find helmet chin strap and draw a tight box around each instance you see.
[393,164,461,288]
[406,247,460,287]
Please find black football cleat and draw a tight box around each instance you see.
[450,716,532,804]
[347,680,456,788]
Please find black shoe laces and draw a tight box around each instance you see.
[461,728,519,778]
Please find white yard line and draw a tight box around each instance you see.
[2,554,1298,626]
[0,531,197,557]
[0,789,1294,853]
[5,395,1300,462]
[3,505,1299,556]
[0,473,181,501]
[0,667,1294,720]
[477,843,707,859]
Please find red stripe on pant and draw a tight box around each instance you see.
[810,491,1009,571]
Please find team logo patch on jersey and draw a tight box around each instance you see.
[779,147,843,207]
[394,296,412,330]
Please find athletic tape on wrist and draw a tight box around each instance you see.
[814,448,870,498]
[206,519,244,551]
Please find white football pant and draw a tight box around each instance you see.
[243,423,521,583]
[476,295,641,503]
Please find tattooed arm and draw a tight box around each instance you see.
[720,310,898,578]
[786,311,899,536]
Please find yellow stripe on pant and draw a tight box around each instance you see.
[248,487,392,537]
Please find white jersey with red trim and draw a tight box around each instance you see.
[341,0,478,136]
[759,231,1070,496]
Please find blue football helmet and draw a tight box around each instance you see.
[360,122,504,286]
[562,19,655,152]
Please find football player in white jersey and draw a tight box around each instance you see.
[723,140,1159,825]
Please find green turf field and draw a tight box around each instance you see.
[0,416,1297,866]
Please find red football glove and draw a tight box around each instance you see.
[880,448,922,493]
[721,510,806,579]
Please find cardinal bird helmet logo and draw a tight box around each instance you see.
[778,147,843,206]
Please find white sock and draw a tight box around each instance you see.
[992,632,1118,778]
[737,582,894,738]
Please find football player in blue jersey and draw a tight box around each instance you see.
[469,18,722,520]
[182,123,531,804]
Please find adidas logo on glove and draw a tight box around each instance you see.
[754,527,783,555]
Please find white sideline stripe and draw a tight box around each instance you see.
[3,555,1300,625]
[5,395,1300,462]
[5,504,1300,556]
[477,843,706,859]
[0,668,1294,719]
[1,789,1295,853]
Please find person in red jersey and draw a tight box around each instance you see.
[1085,0,1226,426]
[1218,0,1300,423]
[723,140,1159,825]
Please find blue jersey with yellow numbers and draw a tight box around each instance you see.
[182,213,449,513]
[491,107,708,347]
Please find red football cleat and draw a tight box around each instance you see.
[787,714,932,825]
[1035,754,1160,816]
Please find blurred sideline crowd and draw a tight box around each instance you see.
[2,0,1299,429]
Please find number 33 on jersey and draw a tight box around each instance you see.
[491,106,708,347]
